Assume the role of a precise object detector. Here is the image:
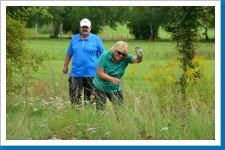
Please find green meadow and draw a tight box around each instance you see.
[6,26,216,141]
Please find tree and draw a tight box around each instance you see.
[63,6,90,36]
[26,6,53,39]
[170,6,213,103]
[127,6,171,40]
[164,6,215,40]
[202,6,215,40]
[6,15,44,92]
[48,6,66,38]
[61,6,130,38]
[86,6,130,40]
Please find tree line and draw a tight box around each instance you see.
[6,6,215,40]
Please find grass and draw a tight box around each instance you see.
[6,73,215,140]
[26,38,215,61]
[6,26,216,141]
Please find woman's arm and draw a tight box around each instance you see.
[132,45,143,63]
[97,67,121,84]
[132,56,142,63]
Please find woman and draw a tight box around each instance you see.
[93,41,143,110]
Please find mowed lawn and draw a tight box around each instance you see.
[31,59,215,83]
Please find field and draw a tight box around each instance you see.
[6,25,216,142]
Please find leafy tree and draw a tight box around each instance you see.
[48,6,66,38]
[170,6,213,103]
[57,6,130,38]
[7,6,25,18]
[164,6,215,40]
[62,6,88,35]
[86,6,130,40]
[202,6,215,40]
[25,6,53,39]
[8,6,53,39]
[7,6,53,39]
[127,6,170,39]
[6,6,29,20]
[6,15,44,92]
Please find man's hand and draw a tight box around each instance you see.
[135,45,143,58]
[63,66,69,74]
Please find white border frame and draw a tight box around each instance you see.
[1,0,221,146]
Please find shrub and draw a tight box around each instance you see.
[6,15,44,92]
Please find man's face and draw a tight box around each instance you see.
[80,26,91,37]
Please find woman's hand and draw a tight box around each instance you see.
[135,45,143,58]
[110,77,121,84]
[97,67,121,84]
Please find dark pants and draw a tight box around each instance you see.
[68,76,94,106]
[94,87,123,111]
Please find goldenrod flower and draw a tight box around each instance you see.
[129,66,137,75]
[192,56,204,63]
[150,82,159,87]
[90,95,95,99]
[144,75,153,80]
[200,104,207,109]
[165,66,174,72]
[153,70,163,76]
[167,76,177,83]
[186,68,197,76]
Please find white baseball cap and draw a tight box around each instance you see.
[80,18,91,27]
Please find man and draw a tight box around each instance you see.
[63,18,105,107]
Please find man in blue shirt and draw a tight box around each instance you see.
[63,18,105,107]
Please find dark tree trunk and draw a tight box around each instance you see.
[54,28,59,38]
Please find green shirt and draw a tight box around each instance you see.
[93,50,134,93]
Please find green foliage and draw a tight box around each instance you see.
[170,6,213,102]
[62,7,88,34]
[6,15,45,92]
[6,6,30,22]
[23,6,53,28]
[38,24,53,34]
[7,6,215,40]
[87,6,130,29]
[127,6,171,39]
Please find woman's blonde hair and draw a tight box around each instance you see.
[110,41,129,58]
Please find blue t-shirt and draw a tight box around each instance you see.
[93,51,134,93]
[67,33,105,77]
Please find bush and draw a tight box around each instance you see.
[6,15,44,92]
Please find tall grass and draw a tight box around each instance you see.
[6,26,216,141]
[6,68,215,140]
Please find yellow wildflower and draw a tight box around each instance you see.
[165,65,174,72]
[90,95,95,99]
[150,82,159,87]
[129,66,137,75]
[192,56,204,63]
[200,104,207,109]
[153,70,163,76]
[167,76,177,83]
[186,68,197,76]
[144,75,153,80]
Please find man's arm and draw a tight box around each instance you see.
[63,54,72,74]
